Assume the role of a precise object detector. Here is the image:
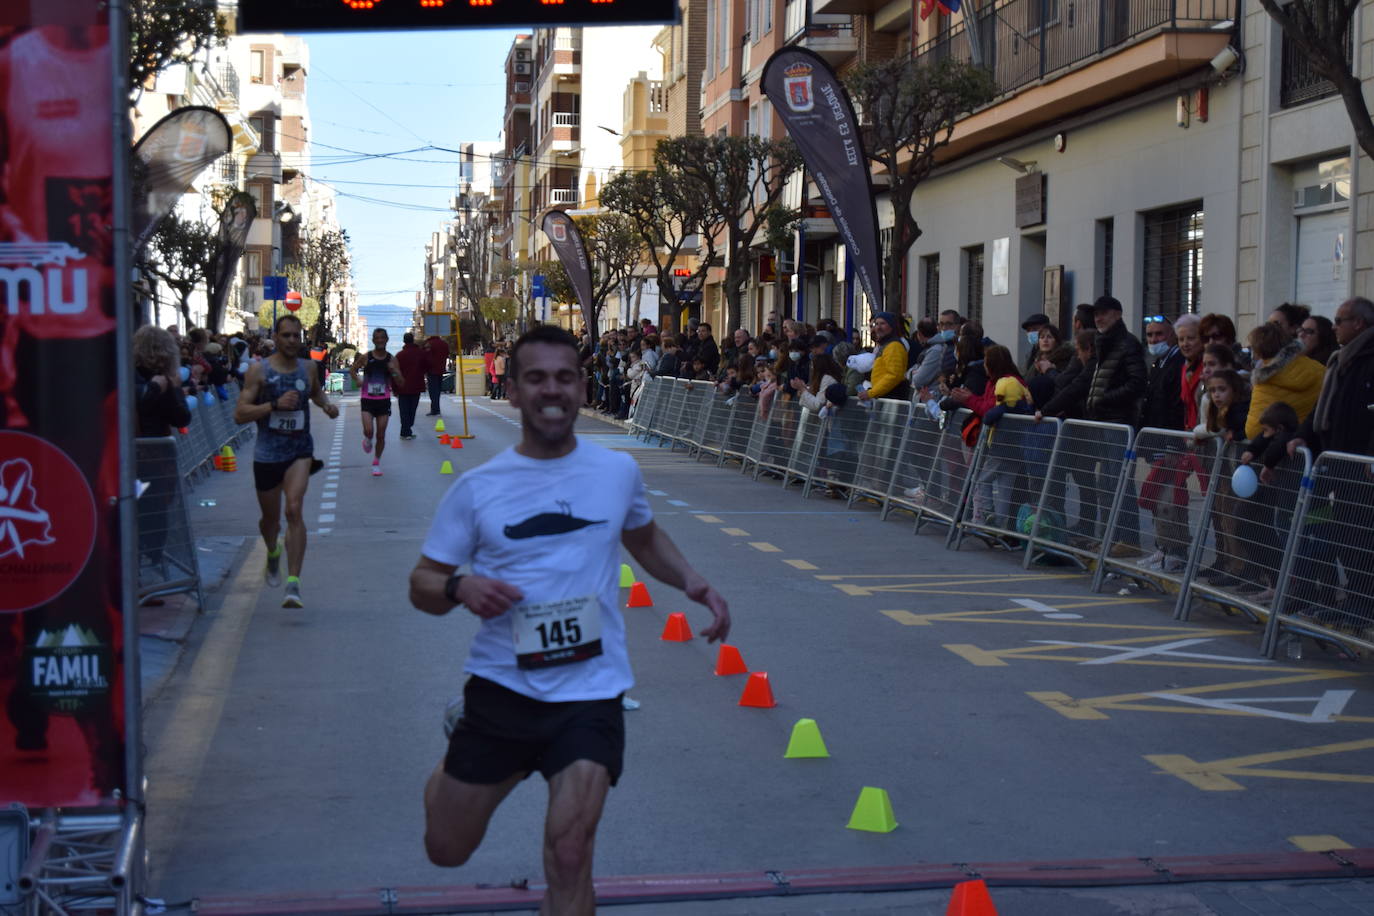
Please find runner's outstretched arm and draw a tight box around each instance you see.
[621,522,730,643]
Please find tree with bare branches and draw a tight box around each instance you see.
[845,56,997,311]
[601,161,725,331]
[655,134,802,332]
[286,227,350,343]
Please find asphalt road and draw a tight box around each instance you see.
[141,390,1374,911]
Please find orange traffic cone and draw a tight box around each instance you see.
[439,433,452,444]
[212,454,223,470]
[660,613,692,642]
[222,457,237,472]
[450,437,462,449]
[713,644,748,675]
[626,582,653,608]
[946,879,998,915]
[738,671,776,708]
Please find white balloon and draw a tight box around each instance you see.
[1231,464,1258,498]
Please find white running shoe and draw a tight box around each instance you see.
[371,461,382,477]
[282,579,303,608]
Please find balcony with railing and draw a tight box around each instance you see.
[216,154,240,186]
[215,63,240,107]
[917,0,1235,157]
[550,187,579,205]
[784,1,858,65]
[553,111,580,128]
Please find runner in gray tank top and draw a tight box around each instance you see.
[234,315,339,608]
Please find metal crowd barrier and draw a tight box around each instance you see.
[632,375,1374,661]
[1092,428,1222,593]
[135,437,203,606]
[719,395,757,468]
[850,399,910,509]
[173,382,254,483]
[953,412,1059,551]
[1021,419,1134,570]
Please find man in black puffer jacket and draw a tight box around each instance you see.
[1038,296,1148,552]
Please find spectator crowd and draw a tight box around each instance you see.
[600,296,1374,634]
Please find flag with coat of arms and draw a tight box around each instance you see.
[920,0,961,19]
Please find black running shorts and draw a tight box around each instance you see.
[253,456,311,492]
[360,398,392,417]
[443,676,625,786]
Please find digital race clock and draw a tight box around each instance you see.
[237,0,679,32]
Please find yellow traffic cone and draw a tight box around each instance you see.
[846,787,897,833]
[619,563,635,587]
[435,418,446,433]
[784,718,829,759]
[439,460,453,475]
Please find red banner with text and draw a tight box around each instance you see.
[0,0,125,807]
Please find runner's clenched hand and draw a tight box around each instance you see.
[457,576,525,619]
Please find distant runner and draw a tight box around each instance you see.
[234,315,338,608]
[352,328,404,477]
[408,326,730,914]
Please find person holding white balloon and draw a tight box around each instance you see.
[1234,401,1301,601]
[1193,369,1250,586]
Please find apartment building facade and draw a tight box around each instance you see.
[783,0,1363,366]
[134,27,357,339]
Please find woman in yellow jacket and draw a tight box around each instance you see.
[1243,321,1326,439]
[857,311,912,402]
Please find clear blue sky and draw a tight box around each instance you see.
[301,29,521,311]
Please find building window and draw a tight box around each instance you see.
[245,250,262,283]
[246,181,268,215]
[1141,201,1204,322]
[1279,8,1348,108]
[250,49,266,83]
[705,0,715,79]
[1097,217,1114,298]
[922,255,940,318]
[963,244,984,323]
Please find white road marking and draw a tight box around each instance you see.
[648,490,668,496]
[1027,637,1271,666]
[1146,690,1355,724]
[667,499,690,507]
[1014,598,1083,620]
[318,513,335,523]
[320,502,336,510]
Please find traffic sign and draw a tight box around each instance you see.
[284,290,303,312]
[263,275,287,300]
[531,274,546,298]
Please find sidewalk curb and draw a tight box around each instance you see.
[138,535,253,706]
[578,406,632,430]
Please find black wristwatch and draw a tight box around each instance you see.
[444,573,466,606]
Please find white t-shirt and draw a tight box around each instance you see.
[421,439,653,702]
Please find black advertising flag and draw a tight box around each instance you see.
[131,106,233,254]
[209,191,257,327]
[762,47,884,313]
[541,210,596,333]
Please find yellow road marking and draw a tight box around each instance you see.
[1148,739,1374,790]
[750,541,782,553]
[144,543,265,866]
[720,527,750,536]
[784,559,818,570]
[1289,835,1353,851]
[882,610,931,626]
[945,644,1009,666]
[1027,691,1111,720]
[694,514,723,523]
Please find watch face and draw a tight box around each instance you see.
[1054,133,1066,152]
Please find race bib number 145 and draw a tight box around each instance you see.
[511,594,602,670]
